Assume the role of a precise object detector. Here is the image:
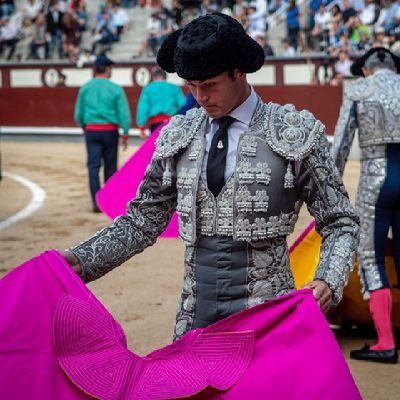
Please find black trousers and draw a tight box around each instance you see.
[84,129,119,206]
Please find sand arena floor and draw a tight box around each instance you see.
[1,140,399,399]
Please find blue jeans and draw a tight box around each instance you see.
[84,129,119,206]
[50,29,64,58]
[30,41,49,59]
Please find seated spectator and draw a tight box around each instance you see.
[73,1,88,31]
[348,15,370,46]
[233,0,247,20]
[282,37,296,56]
[136,1,173,57]
[152,0,173,41]
[181,0,203,27]
[247,0,267,36]
[356,30,372,54]
[353,0,365,14]
[311,3,331,51]
[388,30,400,56]
[0,15,18,59]
[372,26,389,47]
[95,2,111,25]
[111,1,128,41]
[200,0,218,14]
[250,30,274,56]
[382,0,400,34]
[92,11,116,54]
[30,12,50,59]
[330,4,343,26]
[334,49,352,78]
[14,15,35,60]
[0,0,14,19]
[8,4,25,30]
[62,11,80,60]
[135,11,161,57]
[24,0,42,22]
[359,0,377,27]
[327,21,344,52]
[329,30,356,57]
[342,0,357,25]
[220,6,233,18]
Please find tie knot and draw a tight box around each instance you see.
[216,116,235,130]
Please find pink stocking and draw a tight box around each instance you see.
[369,288,395,351]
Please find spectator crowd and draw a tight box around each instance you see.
[307,0,400,82]
[2,0,400,85]
[0,0,130,62]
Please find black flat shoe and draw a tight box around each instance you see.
[350,344,398,364]
[92,205,101,213]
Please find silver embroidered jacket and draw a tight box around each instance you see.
[330,69,400,295]
[71,98,359,336]
[331,69,400,173]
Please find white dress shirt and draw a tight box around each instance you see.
[112,9,128,27]
[201,87,259,185]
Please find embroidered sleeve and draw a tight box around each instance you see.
[69,157,177,283]
[330,92,358,175]
[295,134,360,304]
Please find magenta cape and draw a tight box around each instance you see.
[96,127,179,237]
[0,251,361,400]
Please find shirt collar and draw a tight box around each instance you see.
[208,86,258,128]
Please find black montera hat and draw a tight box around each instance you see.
[156,13,265,81]
[350,47,400,77]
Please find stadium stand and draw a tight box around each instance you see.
[1,0,400,83]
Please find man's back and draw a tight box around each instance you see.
[136,80,185,127]
[347,70,400,147]
[75,78,127,128]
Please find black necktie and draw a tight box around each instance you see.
[206,116,235,197]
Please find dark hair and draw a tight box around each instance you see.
[376,48,388,62]
[227,69,236,79]
[151,67,167,80]
[95,65,107,74]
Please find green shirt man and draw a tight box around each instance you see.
[74,55,131,212]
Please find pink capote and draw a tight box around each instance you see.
[0,250,362,400]
[96,126,179,237]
